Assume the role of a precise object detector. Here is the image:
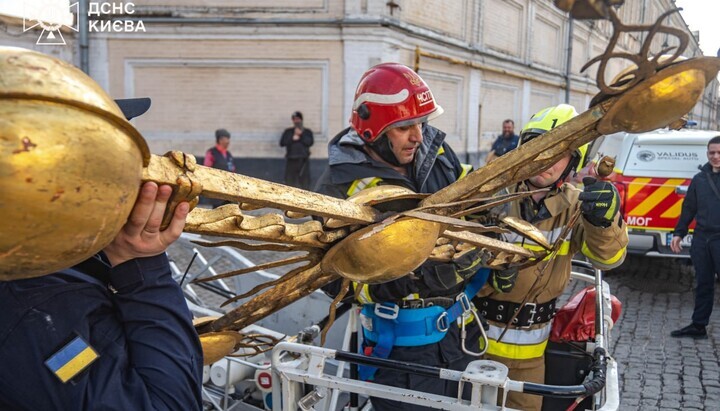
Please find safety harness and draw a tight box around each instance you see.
[358,268,491,380]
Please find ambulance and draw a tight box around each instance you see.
[587,128,720,257]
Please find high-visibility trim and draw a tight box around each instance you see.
[487,339,548,359]
[347,177,383,197]
[627,178,652,200]
[486,323,551,343]
[513,240,571,259]
[627,178,685,216]
[581,241,625,266]
[353,282,374,304]
[437,146,446,155]
[660,198,684,219]
[484,324,551,360]
[459,164,472,179]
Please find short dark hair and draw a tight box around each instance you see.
[291,111,303,120]
[503,119,514,126]
[215,128,230,142]
[708,136,720,148]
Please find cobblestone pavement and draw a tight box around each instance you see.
[593,256,720,411]
[168,237,720,410]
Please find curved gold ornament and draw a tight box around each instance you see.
[598,58,720,134]
[198,331,241,365]
[0,47,149,280]
[321,217,443,284]
[501,217,552,250]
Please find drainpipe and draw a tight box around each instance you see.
[78,0,89,74]
[565,17,573,104]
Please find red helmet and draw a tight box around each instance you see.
[350,63,444,143]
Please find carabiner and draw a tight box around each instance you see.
[460,308,488,357]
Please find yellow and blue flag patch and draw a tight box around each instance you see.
[45,335,99,383]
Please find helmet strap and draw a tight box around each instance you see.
[369,134,403,167]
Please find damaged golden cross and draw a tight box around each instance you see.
[2,4,720,359]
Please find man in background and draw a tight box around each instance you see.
[670,135,720,339]
[204,128,236,208]
[485,119,519,164]
[280,111,314,189]
[204,128,235,172]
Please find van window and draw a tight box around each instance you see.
[623,144,705,179]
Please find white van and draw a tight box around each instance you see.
[586,128,720,257]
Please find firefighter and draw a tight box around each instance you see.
[473,104,629,411]
[315,63,493,411]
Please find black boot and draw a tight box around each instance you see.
[670,323,707,338]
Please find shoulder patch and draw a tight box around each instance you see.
[45,335,99,383]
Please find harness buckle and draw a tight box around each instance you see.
[456,293,472,314]
[521,303,537,328]
[436,312,449,332]
[374,303,399,320]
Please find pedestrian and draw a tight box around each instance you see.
[204,128,236,172]
[280,111,314,189]
[485,119,520,164]
[315,63,494,411]
[0,99,203,410]
[473,104,628,411]
[204,128,236,208]
[670,135,720,339]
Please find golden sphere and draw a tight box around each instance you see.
[0,47,150,280]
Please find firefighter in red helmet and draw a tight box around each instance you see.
[315,63,494,411]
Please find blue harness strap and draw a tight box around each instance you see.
[358,268,491,380]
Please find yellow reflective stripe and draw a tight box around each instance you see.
[660,198,684,219]
[346,177,383,197]
[485,323,550,359]
[486,338,548,359]
[626,177,652,200]
[437,146,445,155]
[628,178,685,216]
[581,241,625,266]
[459,164,472,179]
[515,241,571,259]
[353,282,374,304]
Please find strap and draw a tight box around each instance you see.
[475,297,556,327]
[358,304,446,381]
[358,268,491,381]
[705,171,720,202]
[446,268,491,323]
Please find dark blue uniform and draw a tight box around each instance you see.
[0,253,203,410]
[490,133,519,157]
[674,163,720,327]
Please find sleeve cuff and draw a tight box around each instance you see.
[108,253,169,294]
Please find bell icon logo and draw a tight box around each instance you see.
[22,0,78,45]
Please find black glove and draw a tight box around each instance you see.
[578,177,620,228]
[421,247,485,292]
[490,267,519,293]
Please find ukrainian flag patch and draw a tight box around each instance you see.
[45,335,99,383]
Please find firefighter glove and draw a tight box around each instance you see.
[578,177,619,228]
[490,267,519,293]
